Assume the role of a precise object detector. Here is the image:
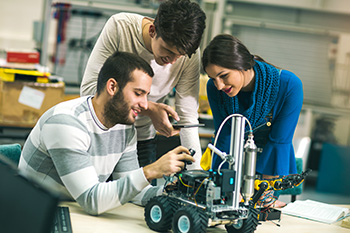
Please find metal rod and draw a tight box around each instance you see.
[230,116,245,209]
[40,0,53,66]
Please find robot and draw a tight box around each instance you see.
[144,114,310,233]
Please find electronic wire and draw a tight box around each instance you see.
[210,114,253,170]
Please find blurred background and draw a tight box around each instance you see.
[0,0,349,204]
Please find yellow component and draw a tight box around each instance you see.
[254,180,260,190]
[200,147,212,171]
[0,68,50,83]
[255,178,287,191]
[254,180,270,190]
[36,77,49,83]
[267,122,271,127]
[269,179,283,190]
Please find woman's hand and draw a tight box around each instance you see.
[141,101,181,137]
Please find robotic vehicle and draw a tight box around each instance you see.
[144,114,310,233]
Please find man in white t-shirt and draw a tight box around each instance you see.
[80,0,206,171]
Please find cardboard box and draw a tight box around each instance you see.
[0,80,65,127]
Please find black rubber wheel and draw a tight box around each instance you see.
[225,205,259,233]
[144,196,177,232]
[172,205,208,233]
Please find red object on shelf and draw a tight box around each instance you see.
[6,51,40,63]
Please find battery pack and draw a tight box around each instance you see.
[258,208,281,221]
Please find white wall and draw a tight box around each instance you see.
[0,0,44,51]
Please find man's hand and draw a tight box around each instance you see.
[141,101,180,137]
[143,146,195,182]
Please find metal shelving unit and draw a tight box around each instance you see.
[39,0,158,87]
[201,0,350,145]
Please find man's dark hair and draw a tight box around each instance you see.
[154,0,206,58]
[96,51,154,95]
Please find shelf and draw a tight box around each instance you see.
[227,0,350,15]
[53,0,158,15]
[222,15,341,35]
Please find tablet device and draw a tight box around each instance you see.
[172,123,205,128]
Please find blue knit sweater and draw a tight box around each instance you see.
[207,66,303,176]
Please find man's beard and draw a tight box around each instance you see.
[103,91,133,127]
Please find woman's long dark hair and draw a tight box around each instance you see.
[202,34,275,72]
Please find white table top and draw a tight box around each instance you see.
[60,202,350,233]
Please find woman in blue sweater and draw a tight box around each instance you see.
[202,34,303,206]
